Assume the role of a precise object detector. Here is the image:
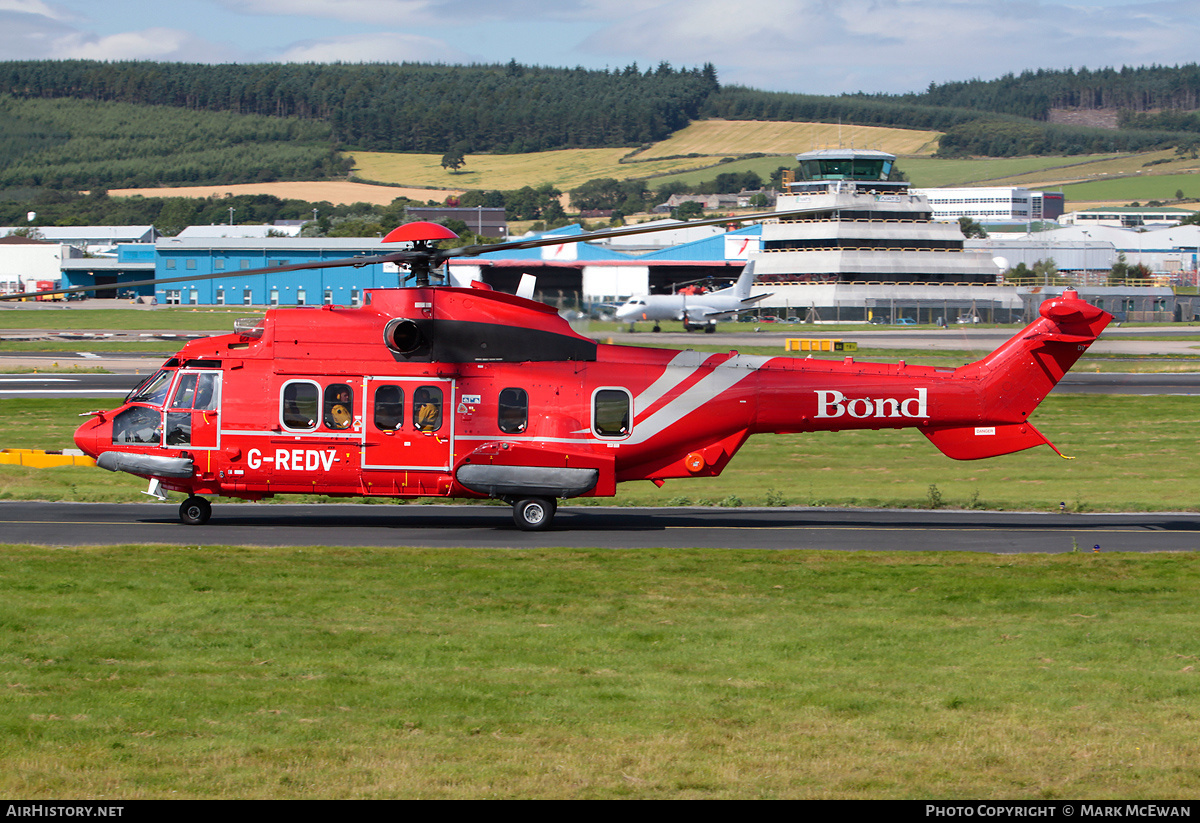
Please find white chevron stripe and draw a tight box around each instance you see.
[627,355,771,445]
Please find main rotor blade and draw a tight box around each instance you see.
[0,204,822,303]
[0,249,430,302]
[439,205,822,261]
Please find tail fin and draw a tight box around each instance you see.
[732,261,755,298]
[923,289,1111,460]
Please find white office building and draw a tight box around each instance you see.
[910,187,1064,223]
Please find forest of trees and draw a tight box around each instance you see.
[0,60,720,154]
[4,59,1200,200]
[893,65,1200,120]
[704,81,1199,158]
[0,95,346,190]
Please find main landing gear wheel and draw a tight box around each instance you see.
[512,497,556,531]
[179,496,211,525]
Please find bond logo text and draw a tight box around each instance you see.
[815,387,928,419]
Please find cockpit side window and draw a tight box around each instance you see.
[128,369,174,406]
[281,381,319,431]
[193,374,218,411]
[112,406,162,444]
[169,374,198,409]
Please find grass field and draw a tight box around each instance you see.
[106,181,461,207]
[349,148,719,192]
[349,120,946,192]
[631,119,941,159]
[0,307,254,332]
[1060,174,1200,204]
[2,545,1199,798]
[897,154,1128,188]
[97,118,1200,210]
[4,338,1200,798]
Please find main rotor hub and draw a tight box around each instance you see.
[382,221,461,287]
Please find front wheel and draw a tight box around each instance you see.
[512,497,556,531]
[179,496,211,526]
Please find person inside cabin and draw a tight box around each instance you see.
[413,386,442,432]
[194,375,216,411]
[324,385,353,430]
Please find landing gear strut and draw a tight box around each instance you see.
[179,496,211,525]
[511,497,556,531]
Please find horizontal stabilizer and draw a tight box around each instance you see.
[922,422,1061,461]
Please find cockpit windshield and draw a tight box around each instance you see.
[126,369,175,406]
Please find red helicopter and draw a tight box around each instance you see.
[7,215,1111,530]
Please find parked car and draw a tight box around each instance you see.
[867,317,888,325]
[893,317,917,326]
[955,315,981,324]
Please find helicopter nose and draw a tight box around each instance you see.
[73,415,107,458]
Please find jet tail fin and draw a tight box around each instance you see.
[733,260,755,298]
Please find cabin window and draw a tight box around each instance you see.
[593,388,631,438]
[373,386,404,432]
[498,388,528,434]
[112,406,162,445]
[412,386,443,432]
[281,382,319,431]
[323,384,354,430]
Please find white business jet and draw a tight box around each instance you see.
[614,262,772,333]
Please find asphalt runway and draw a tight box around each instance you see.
[3,501,1198,553]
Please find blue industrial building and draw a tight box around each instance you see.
[151,237,400,306]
